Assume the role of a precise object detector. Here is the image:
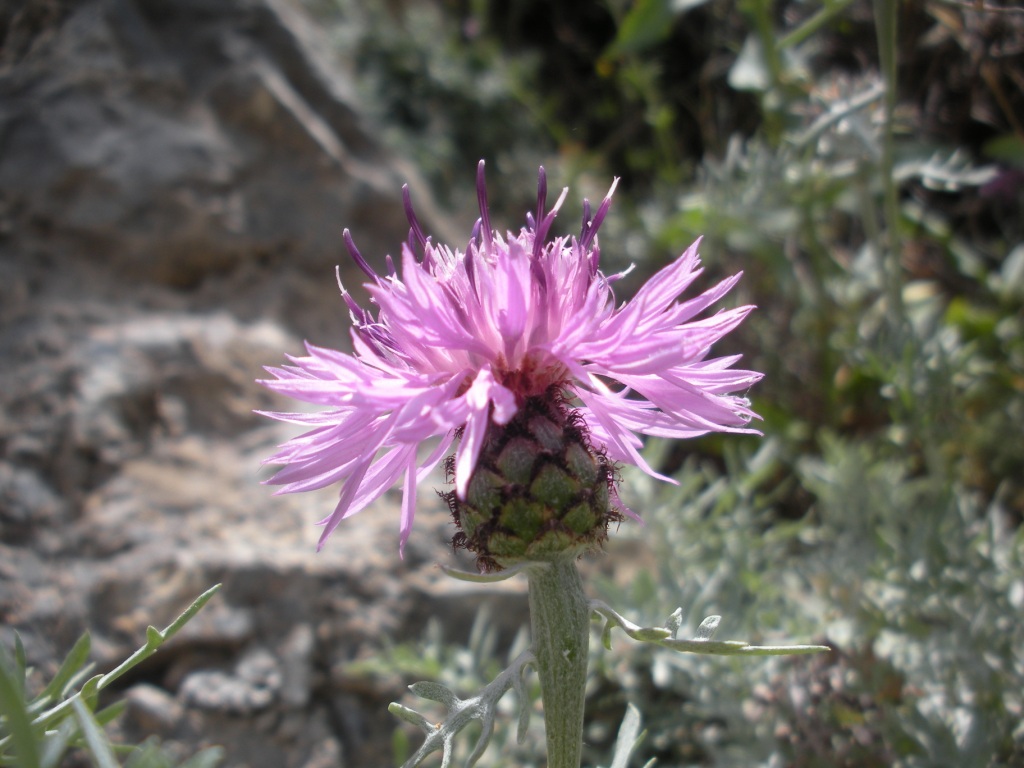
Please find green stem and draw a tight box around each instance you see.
[873,0,904,329]
[527,559,590,768]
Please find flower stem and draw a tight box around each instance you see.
[527,558,589,768]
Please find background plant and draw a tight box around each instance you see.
[288,0,1024,763]
[0,588,224,768]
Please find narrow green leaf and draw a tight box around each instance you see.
[24,694,54,718]
[776,0,855,50]
[609,703,644,768]
[37,633,91,704]
[13,633,28,693]
[92,700,127,729]
[195,748,227,767]
[39,718,77,768]
[28,663,95,719]
[178,746,226,768]
[439,563,529,584]
[0,648,41,768]
[96,584,221,692]
[70,697,119,768]
[121,738,168,768]
[29,671,102,735]
[161,584,222,642]
[733,644,832,656]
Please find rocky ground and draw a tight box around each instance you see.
[0,1,544,764]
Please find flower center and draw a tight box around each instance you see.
[496,352,570,402]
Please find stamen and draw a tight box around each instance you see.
[579,199,592,242]
[465,233,478,294]
[580,177,619,250]
[336,266,399,358]
[402,184,428,250]
[341,290,364,321]
[534,185,569,255]
[476,160,492,251]
[337,266,367,323]
[343,229,380,283]
[535,166,548,234]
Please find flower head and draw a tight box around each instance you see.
[259,162,761,557]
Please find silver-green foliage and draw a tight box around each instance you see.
[595,433,1023,766]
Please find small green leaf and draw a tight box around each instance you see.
[633,627,673,641]
[693,615,721,641]
[665,608,683,638]
[605,0,675,58]
[408,681,459,709]
[728,35,770,92]
[388,702,433,731]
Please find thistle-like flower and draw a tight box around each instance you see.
[259,162,761,566]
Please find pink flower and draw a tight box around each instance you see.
[259,162,761,554]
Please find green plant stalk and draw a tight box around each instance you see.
[776,0,856,51]
[873,0,904,327]
[527,559,590,768]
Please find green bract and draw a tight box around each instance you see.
[447,388,618,571]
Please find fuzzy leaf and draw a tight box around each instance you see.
[392,649,535,768]
[591,600,829,657]
[693,615,721,640]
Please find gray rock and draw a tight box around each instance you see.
[180,647,282,714]
[278,623,314,709]
[124,682,186,733]
[0,0,447,341]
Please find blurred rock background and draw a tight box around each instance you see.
[2,0,1022,766]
